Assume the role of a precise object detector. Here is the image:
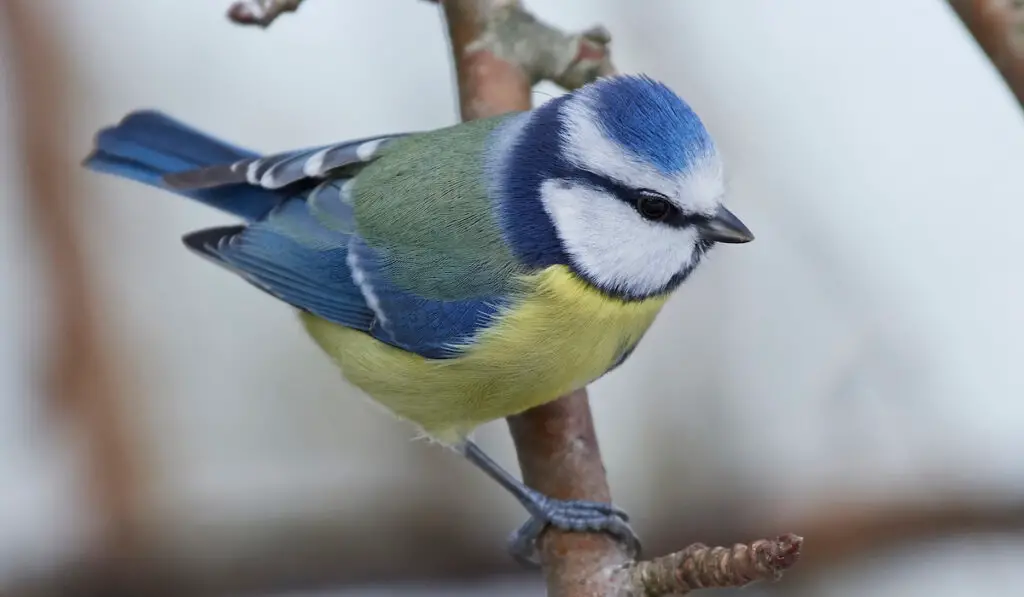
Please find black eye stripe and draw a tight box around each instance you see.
[564,170,706,229]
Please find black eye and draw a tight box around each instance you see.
[634,190,676,222]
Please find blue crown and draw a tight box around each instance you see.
[587,75,714,175]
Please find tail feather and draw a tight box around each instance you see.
[83,110,282,221]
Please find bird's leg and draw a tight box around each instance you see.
[457,440,641,567]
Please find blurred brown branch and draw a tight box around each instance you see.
[949,0,1024,105]
[1,0,152,577]
[10,493,1024,597]
[769,499,1024,572]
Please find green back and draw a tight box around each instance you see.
[350,115,526,299]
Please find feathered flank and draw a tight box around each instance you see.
[346,237,508,359]
[301,264,666,446]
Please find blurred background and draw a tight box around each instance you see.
[2,1,1024,596]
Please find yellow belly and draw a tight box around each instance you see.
[300,265,667,445]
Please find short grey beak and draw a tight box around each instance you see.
[696,205,754,244]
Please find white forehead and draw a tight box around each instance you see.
[558,92,725,216]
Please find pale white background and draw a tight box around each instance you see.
[1,0,1023,594]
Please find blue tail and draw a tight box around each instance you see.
[83,110,281,221]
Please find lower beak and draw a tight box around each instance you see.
[696,205,754,244]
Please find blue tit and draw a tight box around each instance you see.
[83,74,753,565]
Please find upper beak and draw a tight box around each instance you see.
[696,205,755,244]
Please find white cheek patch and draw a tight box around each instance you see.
[539,179,700,297]
[559,93,725,217]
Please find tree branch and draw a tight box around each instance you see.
[949,0,1024,106]
[506,390,629,594]
[228,1,803,595]
[611,534,803,596]
[439,0,614,120]
[228,0,305,27]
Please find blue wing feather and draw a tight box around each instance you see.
[83,110,284,221]
[183,199,376,331]
[184,195,504,359]
[85,109,503,359]
[185,228,358,320]
[347,237,507,359]
[307,178,357,234]
[163,134,408,191]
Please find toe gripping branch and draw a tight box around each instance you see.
[461,440,640,567]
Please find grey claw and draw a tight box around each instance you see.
[507,498,641,567]
[508,517,548,568]
[542,498,630,522]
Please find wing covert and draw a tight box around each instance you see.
[163,133,409,191]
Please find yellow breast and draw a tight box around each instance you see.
[301,265,667,445]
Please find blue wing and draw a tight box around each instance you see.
[185,194,507,359]
[346,237,507,358]
[184,199,376,330]
[85,110,504,359]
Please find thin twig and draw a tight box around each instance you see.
[439,0,613,120]
[611,534,802,596]
[229,1,803,595]
[228,0,304,27]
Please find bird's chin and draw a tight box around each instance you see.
[696,238,716,254]
[664,263,700,293]
[663,242,714,293]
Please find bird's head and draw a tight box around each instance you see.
[497,74,753,301]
